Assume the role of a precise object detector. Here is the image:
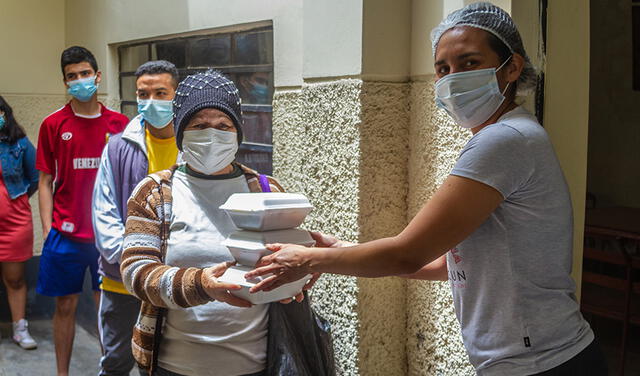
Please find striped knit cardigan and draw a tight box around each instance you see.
[120,163,283,371]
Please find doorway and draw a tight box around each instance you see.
[582,0,640,374]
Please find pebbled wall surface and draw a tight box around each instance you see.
[405,80,474,376]
[356,82,410,376]
[272,77,474,375]
[272,79,409,375]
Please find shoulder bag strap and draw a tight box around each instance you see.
[258,174,272,193]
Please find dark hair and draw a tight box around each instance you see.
[0,96,27,144]
[486,32,512,66]
[485,32,517,97]
[135,60,179,88]
[61,46,98,77]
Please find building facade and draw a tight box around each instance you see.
[1,0,595,374]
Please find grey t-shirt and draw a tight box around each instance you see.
[447,107,593,375]
[159,167,268,376]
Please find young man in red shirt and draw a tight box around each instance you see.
[36,46,128,376]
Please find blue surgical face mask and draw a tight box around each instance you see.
[137,99,174,128]
[0,115,5,130]
[250,83,269,101]
[434,56,512,129]
[67,76,98,102]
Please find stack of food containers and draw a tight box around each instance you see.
[218,192,315,304]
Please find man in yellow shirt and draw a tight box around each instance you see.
[91,60,180,376]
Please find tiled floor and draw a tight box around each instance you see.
[1,317,638,375]
[0,319,132,376]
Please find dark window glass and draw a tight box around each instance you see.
[154,40,187,68]
[119,45,149,72]
[234,31,273,65]
[119,26,274,173]
[633,6,640,90]
[242,111,272,144]
[236,72,273,105]
[236,149,272,175]
[189,36,231,67]
[120,76,138,102]
[121,104,138,120]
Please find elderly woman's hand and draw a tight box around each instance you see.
[246,243,315,293]
[201,261,253,308]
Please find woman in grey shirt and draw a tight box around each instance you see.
[247,3,606,375]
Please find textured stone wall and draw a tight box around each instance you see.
[356,82,410,376]
[272,77,475,375]
[405,80,474,376]
[273,81,363,375]
[272,79,409,375]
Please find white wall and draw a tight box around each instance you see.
[302,0,363,80]
[1,0,66,95]
[543,0,590,292]
[64,0,303,92]
[0,0,68,257]
[361,0,411,81]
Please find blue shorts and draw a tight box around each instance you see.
[36,228,100,297]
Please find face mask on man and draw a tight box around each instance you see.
[250,83,269,101]
[67,76,98,102]
[137,99,174,128]
[434,56,512,129]
[0,115,5,130]
[182,128,238,175]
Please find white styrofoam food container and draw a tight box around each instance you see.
[219,193,314,231]
[218,265,310,305]
[223,228,316,267]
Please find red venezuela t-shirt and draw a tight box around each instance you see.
[36,103,128,242]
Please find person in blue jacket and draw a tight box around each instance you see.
[0,95,38,349]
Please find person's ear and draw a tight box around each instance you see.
[95,71,102,85]
[506,53,525,84]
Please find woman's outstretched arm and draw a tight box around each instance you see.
[247,175,503,291]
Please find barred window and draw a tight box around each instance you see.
[118,26,274,174]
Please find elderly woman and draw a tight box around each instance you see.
[120,71,318,376]
[248,3,607,375]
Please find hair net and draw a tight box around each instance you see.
[430,2,537,95]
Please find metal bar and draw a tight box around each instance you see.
[241,105,272,113]
[239,142,272,152]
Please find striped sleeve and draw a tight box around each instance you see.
[120,175,211,309]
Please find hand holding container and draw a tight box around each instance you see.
[218,265,310,305]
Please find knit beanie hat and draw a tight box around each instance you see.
[173,70,243,151]
[430,2,537,95]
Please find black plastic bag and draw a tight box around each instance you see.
[266,293,336,376]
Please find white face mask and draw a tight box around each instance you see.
[182,128,238,175]
[434,56,512,129]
